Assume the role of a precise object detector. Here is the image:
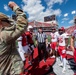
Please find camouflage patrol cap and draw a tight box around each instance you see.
[0,12,9,20]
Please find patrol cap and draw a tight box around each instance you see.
[0,12,14,23]
[0,12,9,20]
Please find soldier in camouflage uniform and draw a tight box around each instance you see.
[0,1,28,75]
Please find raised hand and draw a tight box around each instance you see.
[8,1,18,9]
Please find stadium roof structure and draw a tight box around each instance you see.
[28,21,76,35]
[28,20,58,27]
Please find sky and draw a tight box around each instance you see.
[1,0,76,28]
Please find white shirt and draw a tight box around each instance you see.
[50,32,59,42]
[58,33,69,46]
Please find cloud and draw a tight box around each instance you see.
[69,20,74,24]
[4,5,9,11]
[22,0,62,22]
[45,0,63,9]
[61,21,64,23]
[7,15,11,18]
[62,18,69,21]
[71,10,76,15]
[65,0,68,4]
[64,13,68,17]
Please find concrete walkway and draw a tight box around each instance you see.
[53,51,76,75]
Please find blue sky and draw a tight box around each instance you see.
[1,0,76,27]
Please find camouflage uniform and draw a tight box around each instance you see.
[0,6,28,75]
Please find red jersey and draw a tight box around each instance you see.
[25,31,34,44]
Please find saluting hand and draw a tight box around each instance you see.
[8,1,18,9]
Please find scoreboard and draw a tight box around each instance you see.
[44,15,56,22]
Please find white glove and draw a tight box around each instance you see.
[55,47,58,51]
[62,50,66,54]
[50,44,51,47]
[48,42,50,44]
[31,45,34,50]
